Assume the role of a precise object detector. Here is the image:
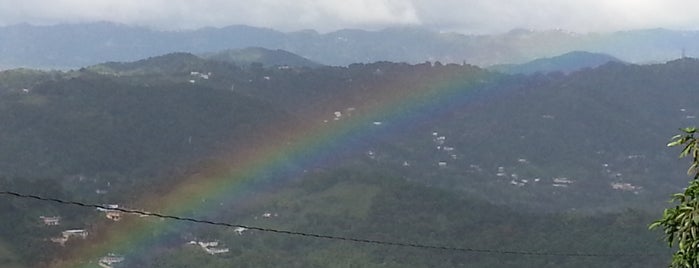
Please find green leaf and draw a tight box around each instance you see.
[670,140,684,147]
[682,127,697,133]
[681,144,693,158]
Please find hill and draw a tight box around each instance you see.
[201,47,322,68]
[4,55,699,212]
[489,51,623,74]
[0,56,696,266]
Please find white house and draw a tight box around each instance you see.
[40,216,61,226]
[194,241,229,255]
[99,254,125,268]
[62,229,89,239]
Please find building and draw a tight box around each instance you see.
[192,241,229,255]
[62,229,88,239]
[99,254,125,268]
[106,211,122,221]
[40,216,61,226]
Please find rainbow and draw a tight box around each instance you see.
[56,64,506,267]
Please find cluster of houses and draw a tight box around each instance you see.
[41,203,127,247]
[432,131,458,167]
[680,108,696,119]
[601,162,644,193]
[39,205,275,262]
[496,164,576,188]
[40,214,89,247]
[189,71,211,83]
[610,182,642,193]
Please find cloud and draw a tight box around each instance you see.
[0,0,420,31]
[1,0,699,33]
[411,0,699,33]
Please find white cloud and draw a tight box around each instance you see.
[1,0,699,33]
[411,0,699,33]
[0,0,419,31]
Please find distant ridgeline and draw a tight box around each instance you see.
[1,22,699,69]
[1,55,696,267]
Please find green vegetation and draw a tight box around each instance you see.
[0,54,697,267]
[201,47,322,68]
[652,127,699,267]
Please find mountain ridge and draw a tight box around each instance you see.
[2,22,698,69]
[489,51,624,74]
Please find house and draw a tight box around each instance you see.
[434,136,446,145]
[194,241,229,255]
[198,241,219,248]
[262,212,278,218]
[50,236,69,246]
[52,229,89,246]
[62,229,88,239]
[553,177,573,184]
[510,180,525,187]
[106,211,122,221]
[366,150,375,159]
[97,204,119,212]
[234,227,247,235]
[99,254,125,268]
[205,247,230,255]
[610,182,642,191]
[97,204,122,221]
[40,216,61,226]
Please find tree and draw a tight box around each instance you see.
[651,127,699,267]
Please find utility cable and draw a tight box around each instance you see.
[0,190,663,258]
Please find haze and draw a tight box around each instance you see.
[3,0,699,33]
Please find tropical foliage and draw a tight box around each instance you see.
[652,127,699,267]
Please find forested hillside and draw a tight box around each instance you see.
[0,55,694,267]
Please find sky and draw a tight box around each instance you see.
[3,0,699,33]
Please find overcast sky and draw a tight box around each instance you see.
[3,0,699,33]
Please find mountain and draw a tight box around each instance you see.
[489,51,623,74]
[201,47,322,68]
[4,54,698,212]
[2,22,699,69]
[1,55,696,267]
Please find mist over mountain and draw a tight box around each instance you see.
[1,22,697,69]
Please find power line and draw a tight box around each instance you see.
[0,190,661,258]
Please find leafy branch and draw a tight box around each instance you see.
[651,127,699,267]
